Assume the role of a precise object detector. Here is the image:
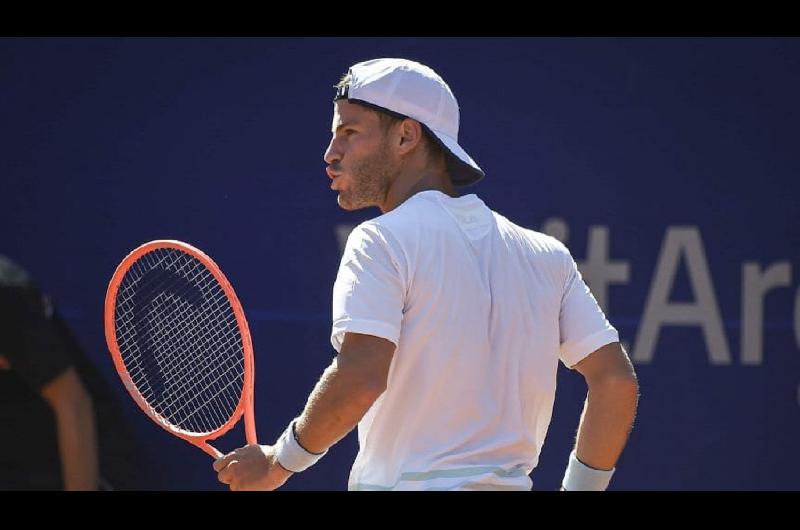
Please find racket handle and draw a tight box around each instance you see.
[245,396,258,446]
[198,441,224,459]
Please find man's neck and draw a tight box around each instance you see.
[380,167,456,213]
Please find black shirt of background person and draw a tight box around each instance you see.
[0,257,157,490]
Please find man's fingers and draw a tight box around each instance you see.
[213,451,236,472]
[216,459,239,485]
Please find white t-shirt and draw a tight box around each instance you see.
[331,190,618,491]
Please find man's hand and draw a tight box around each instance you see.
[213,444,294,491]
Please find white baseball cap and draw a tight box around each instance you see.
[335,58,485,187]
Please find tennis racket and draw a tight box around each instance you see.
[104,240,257,459]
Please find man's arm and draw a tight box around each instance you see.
[570,341,639,473]
[214,331,394,490]
[40,366,99,491]
[293,331,395,453]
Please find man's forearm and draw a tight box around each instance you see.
[574,376,639,471]
[52,393,100,490]
[292,357,383,454]
[41,368,100,490]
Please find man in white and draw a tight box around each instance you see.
[214,58,640,491]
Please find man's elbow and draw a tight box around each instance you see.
[589,371,640,402]
[350,378,387,408]
[41,367,93,414]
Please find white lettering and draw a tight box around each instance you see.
[576,226,630,313]
[633,227,732,365]
[741,262,791,365]
[541,217,569,244]
[335,223,357,255]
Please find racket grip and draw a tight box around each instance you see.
[198,441,224,459]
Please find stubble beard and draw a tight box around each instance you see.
[337,141,395,211]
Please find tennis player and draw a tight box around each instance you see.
[214,58,639,491]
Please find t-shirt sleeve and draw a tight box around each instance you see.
[0,287,72,390]
[330,222,405,353]
[557,245,619,369]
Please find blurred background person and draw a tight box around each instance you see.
[0,255,155,490]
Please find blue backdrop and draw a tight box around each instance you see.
[2,37,798,490]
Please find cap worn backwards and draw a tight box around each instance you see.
[335,58,485,187]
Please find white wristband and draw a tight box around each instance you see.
[274,420,327,473]
[561,450,615,491]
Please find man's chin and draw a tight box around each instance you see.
[336,195,351,211]
[337,194,367,212]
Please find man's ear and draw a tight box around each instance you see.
[397,119,423,152]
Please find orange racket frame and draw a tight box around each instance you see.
[104,240,257,459]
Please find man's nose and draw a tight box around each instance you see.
[323,137,340,166]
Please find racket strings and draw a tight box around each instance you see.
[141,290,241,428]
[116,251,202,390]
[120,254,242,432]
[114,247,246,434]
[132,251,243,429]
